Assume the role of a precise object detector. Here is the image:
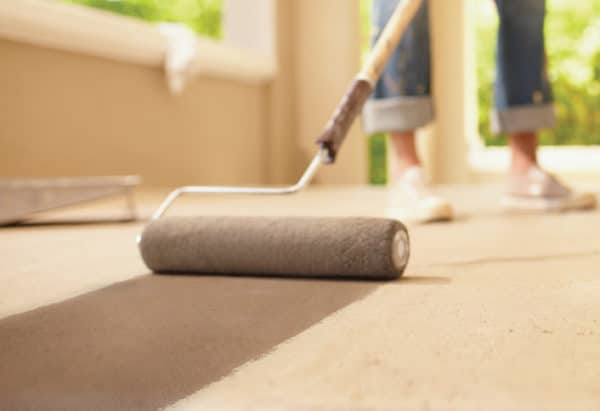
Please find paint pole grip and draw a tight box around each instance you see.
[315,0,423,162]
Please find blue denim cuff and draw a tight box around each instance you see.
[491,103,556,134]
[362,96,434,134]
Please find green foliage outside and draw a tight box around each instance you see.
[477,0,600,146]
[360,0,389,185]
[62,0,223,38]
[368,133,388,185]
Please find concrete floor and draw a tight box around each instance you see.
[1,185,600,410]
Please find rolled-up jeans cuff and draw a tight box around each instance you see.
[362,96,434,134]
[491,104,556,134]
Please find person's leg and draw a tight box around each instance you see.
[364,0,452,222]
[364,0,432,174]
[493,0,549,169]
[390,131,420,172]
[508,131,538,174]
[494,0,550,176]
[494,0,596,211]
[493,0,554,136]
[385,8,429,175]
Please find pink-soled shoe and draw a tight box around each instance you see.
[502,166,597,212]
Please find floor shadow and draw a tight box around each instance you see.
[1,216,143,229]
[396,275,452,285]
[427,249,600,268]
[155,271,401,283]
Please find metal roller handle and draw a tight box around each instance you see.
[150,148,327,221]
[143,0,423,227]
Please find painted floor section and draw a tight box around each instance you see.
[0,275,375,411]
[1,185,600,410]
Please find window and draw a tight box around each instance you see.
[0,0,275,89]
[63,0,223,39]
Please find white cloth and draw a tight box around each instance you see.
[158,23,198,95]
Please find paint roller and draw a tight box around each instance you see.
[138,0,423,279]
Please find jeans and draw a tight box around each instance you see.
[362,0,556,134]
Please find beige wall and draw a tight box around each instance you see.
[264,0,302,184]
[0,38,270,186]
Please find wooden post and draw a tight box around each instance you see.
[425,0,476,183]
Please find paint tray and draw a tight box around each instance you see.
[0,176,141,225]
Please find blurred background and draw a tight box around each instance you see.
[360,0,600,184]
[1,0,600,184]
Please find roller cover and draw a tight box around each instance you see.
[139,217,410,279]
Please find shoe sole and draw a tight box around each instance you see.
[387,203,454,224]
[501,193,597,213]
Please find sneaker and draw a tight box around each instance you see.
[502,166,597,212]
[386,166,454,223]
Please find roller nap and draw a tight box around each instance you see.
[139,217,409,279]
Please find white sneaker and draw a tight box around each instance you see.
[502,166,597,212]
[386,166,454,223]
